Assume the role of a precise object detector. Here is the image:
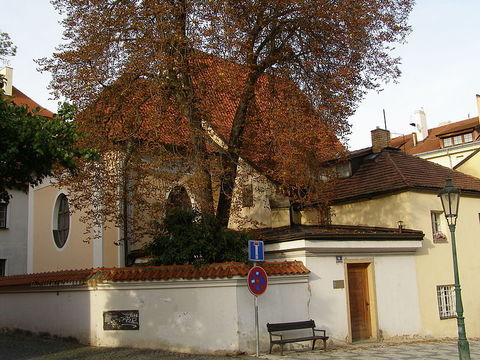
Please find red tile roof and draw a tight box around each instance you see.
[82,54,342,180]
[9,86,54,117]
[390,117,480,154]
[0,261,309,289]
[333,148,480,203]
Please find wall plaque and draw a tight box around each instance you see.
[333,280,345,289]
[103,310,139,330]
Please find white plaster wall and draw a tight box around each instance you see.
[304,256,349,342]
[0,189,29,275]
[373,255,420,338]
[267,252,420,342]
[0,290,91,343]
[236,276,310,352]
[90,280,242,353]
[0,275,309,354]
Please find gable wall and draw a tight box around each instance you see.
[417,142,480,169]
[454,150,480,178]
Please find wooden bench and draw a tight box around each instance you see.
[266,320,328,356]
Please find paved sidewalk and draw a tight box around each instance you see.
[1,332,480,360]
[263,340,480,360]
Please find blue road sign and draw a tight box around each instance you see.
[248,240,264,261]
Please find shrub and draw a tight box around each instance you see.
[146,209,248,266]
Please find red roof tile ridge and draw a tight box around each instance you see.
[384,150,410,186]
[0,261,310,288]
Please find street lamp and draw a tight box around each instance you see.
[438,178,470,360]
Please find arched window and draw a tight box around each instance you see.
[166,186,192,213]
[53,194,70,248]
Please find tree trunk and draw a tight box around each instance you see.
[170,0,214,215]
[216,71,260,226]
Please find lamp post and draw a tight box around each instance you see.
[438,178,470,360]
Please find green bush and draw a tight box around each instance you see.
[146,209,248,266]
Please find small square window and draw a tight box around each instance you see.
[463,133,473,143]
[443,137,453,147]
[431,211,447,243]
[437,285,456,319]
[453,135,463,145]
[0,203,6,229]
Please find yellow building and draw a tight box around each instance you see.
[390,100,480,177]
[330,128,480,338]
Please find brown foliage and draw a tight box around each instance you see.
[40,0,413,238]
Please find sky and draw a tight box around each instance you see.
[2,1,480,150]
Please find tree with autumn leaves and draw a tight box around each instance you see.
[39,0,413,256]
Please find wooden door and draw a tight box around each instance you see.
[347,263,372,341]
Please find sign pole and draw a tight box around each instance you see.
[247,241,266,357]
[253,260,259,357]
[255,294,259,357]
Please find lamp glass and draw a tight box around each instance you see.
[438,179,460,226]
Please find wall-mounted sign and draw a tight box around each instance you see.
[333,280,345,289]
[103,310,139,330]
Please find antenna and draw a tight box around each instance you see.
[383,109,387,130]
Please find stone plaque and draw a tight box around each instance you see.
[103,310,139,330]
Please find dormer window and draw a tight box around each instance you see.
[443,137,452,147]
[336,162,352,179]
[442,132,473,148]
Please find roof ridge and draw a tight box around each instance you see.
[0,261,310,288]
[383,151,410,186]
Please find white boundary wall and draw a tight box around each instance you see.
[0,275,309,354]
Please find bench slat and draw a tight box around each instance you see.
[267,320,315,332]
[270,335,328,344]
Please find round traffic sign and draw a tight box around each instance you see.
[247,266,268,295]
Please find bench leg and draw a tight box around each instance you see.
[312,339,316,350]
[323,339,327,350]
[269,342,273,354]
[280,343,284,356]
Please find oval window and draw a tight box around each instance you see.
[53,194,70,248]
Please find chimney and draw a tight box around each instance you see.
[412,109,428,142]
[371,127,391,153]
[0,66,13,96]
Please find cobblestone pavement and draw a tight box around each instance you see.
[1,333,480,360]
[0,333,255,360]
[263,340,480,360]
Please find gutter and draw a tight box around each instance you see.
[414,141,480,158]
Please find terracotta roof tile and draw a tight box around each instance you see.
[0,269,93,287]
[333,148,480,202]
[84,54,342,181]
[390,117,480,154]
[9,86,54,117]
[0,261,309,288]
